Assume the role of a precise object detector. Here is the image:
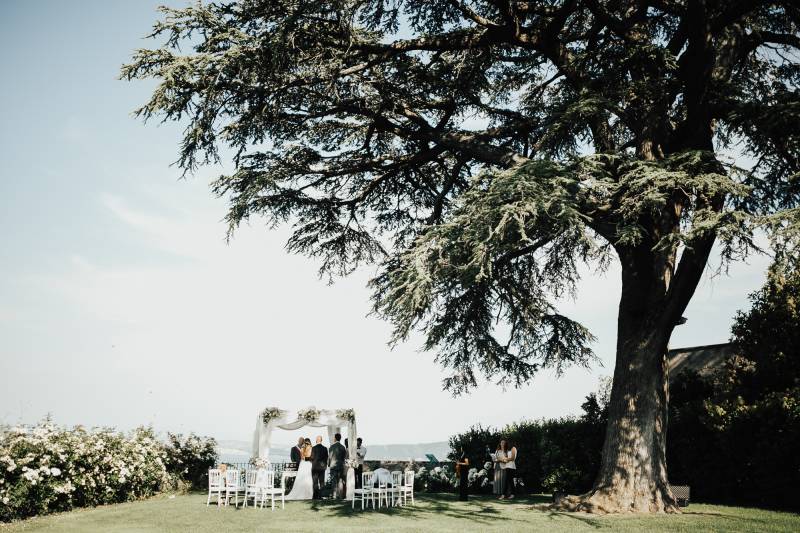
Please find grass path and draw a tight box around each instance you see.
[1,493,798,532]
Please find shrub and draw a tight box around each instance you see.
[413,464,456,493]
[164,433,217,491]
[0,421,217,522]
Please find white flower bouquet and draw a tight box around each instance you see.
[335,408,355,423]
[261,407,285,425]
[297,407,320,423]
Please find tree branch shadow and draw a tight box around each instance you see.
[303,493,543,525]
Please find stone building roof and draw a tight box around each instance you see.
[667,342,736,381]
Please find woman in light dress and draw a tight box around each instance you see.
[496,439,518,500]
[285,438,314,500]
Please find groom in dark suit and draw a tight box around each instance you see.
[328,433,348,499]
[310,436,328,499]
[290,437,304,465]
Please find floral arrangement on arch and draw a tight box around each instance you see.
[261,407,284,425]
[335,408,355,423]
[297,407,320,423]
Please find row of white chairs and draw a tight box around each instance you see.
[352,471,415,510]
[207,468,285,510]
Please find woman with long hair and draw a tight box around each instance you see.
[498,439,518,500]
[495,440,507,499]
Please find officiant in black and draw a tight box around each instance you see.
[310,436,328,499]
[456,446,470,501]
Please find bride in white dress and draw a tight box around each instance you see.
[285,438,314,500]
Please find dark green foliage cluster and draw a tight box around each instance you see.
[668,261,800,511]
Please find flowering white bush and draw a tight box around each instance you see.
[164,433,217,491]
[413,464,456,493]
[0,421,216,522]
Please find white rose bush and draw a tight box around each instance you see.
[0,420,216,522]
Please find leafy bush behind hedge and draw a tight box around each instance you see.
[0,421,216,522]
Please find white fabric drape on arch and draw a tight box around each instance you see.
[251,408,358,500]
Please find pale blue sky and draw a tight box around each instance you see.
[0,1,772,445]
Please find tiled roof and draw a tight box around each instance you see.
[667,342,736,381]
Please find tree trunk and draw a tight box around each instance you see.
[559,247,680,513]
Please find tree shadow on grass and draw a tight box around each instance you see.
[544,510,605,529]
[305,493,552,526]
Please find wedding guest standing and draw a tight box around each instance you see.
[493,442,506,497]
[328,433,348,499]
[311,436,328,500]
[456,446,469,501]
[500,440,518,500]
[355,438,367,489]
[371,466,393,488]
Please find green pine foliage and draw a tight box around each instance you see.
[122,1,800,394]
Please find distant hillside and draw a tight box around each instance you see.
[216,439,450,463]
[360,442,451,461]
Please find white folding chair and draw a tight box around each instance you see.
[244,469,267,508]
[261,470,285,511]
[400,470,415,506]
[372,475,390,509]
[390,471,403,506]
[207,468,224,506]
[352,472,374,510]
[224,468,245,507]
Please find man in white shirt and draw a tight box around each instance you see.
[355,438,367,488]
[371,467,393,488]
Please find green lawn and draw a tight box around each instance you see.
[1,493,798,533]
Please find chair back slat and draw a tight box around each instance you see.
[392,471,402,487]
[225,468,241,488]
[404,471,414,487]
[362,472,374,488]
[208,468,222,488]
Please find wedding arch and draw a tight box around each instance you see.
[251,407,359,499]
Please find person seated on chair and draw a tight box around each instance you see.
[371,466,393,488]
